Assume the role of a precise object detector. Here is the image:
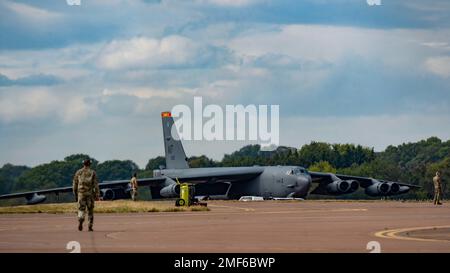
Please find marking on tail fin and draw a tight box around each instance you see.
[161,111,172,117]
[161,112,189,169]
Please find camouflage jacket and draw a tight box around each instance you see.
[130,177,138,190]
[73,167,100,197]
[433,176,442,190]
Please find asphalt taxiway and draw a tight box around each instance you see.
[0,201,449,253]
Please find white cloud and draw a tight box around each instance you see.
[228,25,450,72]
[425,56,450,77]
[229,25,376,62]
[0,88,95,123]
[198,0,258,7]
[102,86,196,99]
[96,36,203,70]
[421,42,450,51]
[0,89,57,122]
[0,43,99,80]
[3,1,62,23]
[403,1,450,12]
[62,96,95,123]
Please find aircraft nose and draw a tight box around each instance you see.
[295,176,311,196]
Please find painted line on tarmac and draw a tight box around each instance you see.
[108,208,365,216]
[331,208,368,212]
[97,208,369,221]
[257,208,367,214]
[0,207,369,226]
[207,204,256,212]
[374,225,450,243]
[105,231,125,239]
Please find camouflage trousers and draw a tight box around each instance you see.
[131,189,138,201]
[433,188,442,205]
[77,194,95,227]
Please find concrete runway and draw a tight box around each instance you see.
[0,200,449,253]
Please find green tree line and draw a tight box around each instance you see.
[1,137,448,201]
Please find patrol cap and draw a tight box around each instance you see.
[83,159,91,166]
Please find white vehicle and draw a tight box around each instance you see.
[239,196,264,202]
[272,197,304,201]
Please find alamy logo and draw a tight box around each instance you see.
[367,0,381,6]
[66,0,81,6]
[366,241,381,253]
[171,97,279,151]
[66,241,81,253]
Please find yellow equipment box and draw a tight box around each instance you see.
[175,181,207,207]
[175,183,194,206]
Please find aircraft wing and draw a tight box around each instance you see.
[100,177,166,187]
[0,177,166,204]
[308,171,420,196]
[166,167,265,184]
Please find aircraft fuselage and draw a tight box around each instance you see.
[161,166,312,199]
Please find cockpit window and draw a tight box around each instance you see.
[287,168,308,175]
[289,167,308,176]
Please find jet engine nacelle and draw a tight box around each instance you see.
[387,182,400,194]
[365,181,411,196]
[365,182,390,196]
[326,180,359,194]
[160,183,180,198]
[100,188,115,200]
[397,185,410,195]
[346,180,360,193]
[26,193,47,205]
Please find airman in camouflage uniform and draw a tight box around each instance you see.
[433,171,442,205]
[73,159,100,231]
[130,173,138,201]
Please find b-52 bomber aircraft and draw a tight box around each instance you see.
[0,112,420,204]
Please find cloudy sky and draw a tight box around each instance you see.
[1,0,450,167]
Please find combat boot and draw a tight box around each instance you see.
[88,225,93,232]
[78,220,83,231]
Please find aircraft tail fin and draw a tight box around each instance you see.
[161,112,189,169]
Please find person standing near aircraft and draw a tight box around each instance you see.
[73,159,100,231]
[130,173,138,201]
[433,171,443,205]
